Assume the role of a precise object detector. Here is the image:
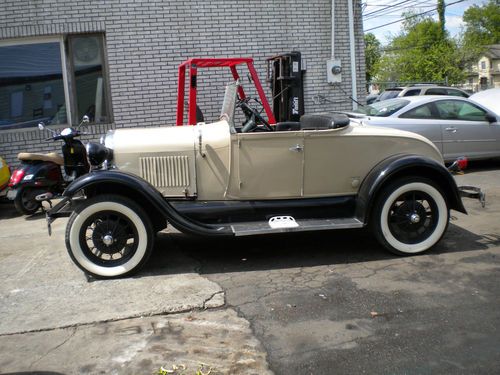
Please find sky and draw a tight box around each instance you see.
[363,0,489,45]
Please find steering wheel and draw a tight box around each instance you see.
[237,98,274,132]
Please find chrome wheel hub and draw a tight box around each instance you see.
[410,213,420,224]
[102,234,114,246]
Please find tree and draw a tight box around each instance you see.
[375,15,465,84]
[364,33,381,83]
[462,0,500,47]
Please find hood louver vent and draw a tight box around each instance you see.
[140,156,190,188]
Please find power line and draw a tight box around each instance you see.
[363,0,435,21]
[363,0,414,17]
[364,0,466,32]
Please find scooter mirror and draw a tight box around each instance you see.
[38,122,45,130]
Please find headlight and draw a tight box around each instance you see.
[102,130,115,149]
[86,142,113,167]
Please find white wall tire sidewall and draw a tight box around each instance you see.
[69,201,148,277]
[380,182,448,254]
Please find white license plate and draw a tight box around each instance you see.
[6,189,16,200]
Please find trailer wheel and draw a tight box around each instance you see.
[371,177,449,255]
[65,194,154,278]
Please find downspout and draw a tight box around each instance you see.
[331,0,335,58]
[348,0,358,110]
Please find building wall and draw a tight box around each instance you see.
[0,0,366,167]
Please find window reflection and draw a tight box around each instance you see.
[0,42,67,129]
[70,35,109,124]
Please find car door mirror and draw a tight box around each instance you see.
[485,113,497,123]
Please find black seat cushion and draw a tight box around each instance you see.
[275,121,301,131]
[300,113,350,130]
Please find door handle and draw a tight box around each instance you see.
[289,144,304,152]
[445,127,458,133]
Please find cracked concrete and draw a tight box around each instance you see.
[0,204,271,374]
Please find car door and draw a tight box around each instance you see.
[366,103,444,154]
[229,131,304,199]
[435,99,500,160]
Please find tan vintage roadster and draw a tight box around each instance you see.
[47,58,476,278]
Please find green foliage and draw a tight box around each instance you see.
[461,0,500,60]
[375,16,465,84]
[364,33,381,83]
[463,0,500,46]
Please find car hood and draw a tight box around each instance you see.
[470,89,500,116]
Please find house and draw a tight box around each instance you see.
[0,0,366,167]
[466,44,500,92]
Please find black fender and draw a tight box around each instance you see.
[63,170,232,236]
[356,154,467,224]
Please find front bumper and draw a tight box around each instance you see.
[45,197,73,235]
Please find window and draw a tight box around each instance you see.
[435,100,488,122]
[481,61,486,70]
[425,88,447,95]
[402,89,421,97]
[377,89,402,101]
[446,89,468,98]
[0,34,111,130]
[399,104,434,119]
[355,98,410,117]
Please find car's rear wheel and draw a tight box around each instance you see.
[65,194,154,278]
[371,177,449,255]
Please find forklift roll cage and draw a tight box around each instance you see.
[176,58,277,126]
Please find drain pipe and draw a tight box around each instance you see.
[347,0,358,110]
[331,0,335,58]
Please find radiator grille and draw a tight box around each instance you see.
[139,156,190,188]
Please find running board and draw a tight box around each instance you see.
[231,217,364,236]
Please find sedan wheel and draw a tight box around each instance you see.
[65,194,154,278]
[372,178,449,255]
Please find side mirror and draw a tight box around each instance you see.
[485,113,497,123]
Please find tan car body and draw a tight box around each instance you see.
[107,119,443,201]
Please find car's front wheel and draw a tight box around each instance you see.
[371,177,449,255]
[65,194,154,278]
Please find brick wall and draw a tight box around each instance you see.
[0,0,366,167]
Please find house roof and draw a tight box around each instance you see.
[484,44,500,59]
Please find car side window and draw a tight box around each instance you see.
[402,89,420,97]
[435,100,488,121]
[446,89,468,97]
[399,103,434,119]
[425,88,447,95]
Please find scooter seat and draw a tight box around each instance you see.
[18,152,64,165]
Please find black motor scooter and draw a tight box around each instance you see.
[7,116,91,215]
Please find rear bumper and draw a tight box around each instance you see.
[458,185,485,208]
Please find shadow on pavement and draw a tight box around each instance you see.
[146,222,497,276]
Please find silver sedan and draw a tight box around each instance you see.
[353,96,500,162]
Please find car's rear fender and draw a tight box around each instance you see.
[356,154,467,224]
[61,170,232,236]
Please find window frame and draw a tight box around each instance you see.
[0,34,112,131]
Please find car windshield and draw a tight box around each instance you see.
[356,99,410,117]
[377,89,402,101]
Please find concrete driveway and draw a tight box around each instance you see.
[0,162,499,374]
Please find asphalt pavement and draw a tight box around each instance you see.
[0,161,499,374]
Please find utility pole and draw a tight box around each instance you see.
[437,0,445,35]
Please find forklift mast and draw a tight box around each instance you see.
[267,51,305,123]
